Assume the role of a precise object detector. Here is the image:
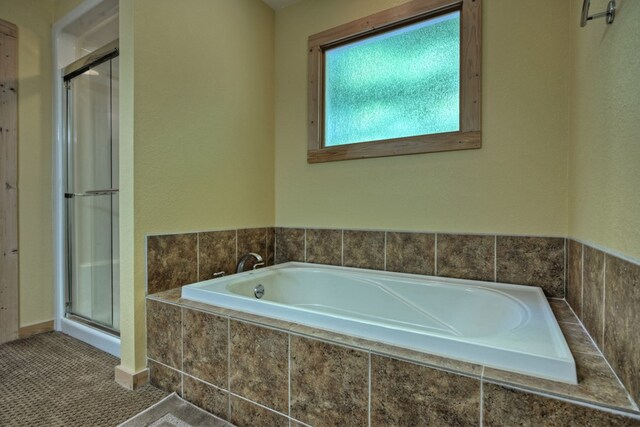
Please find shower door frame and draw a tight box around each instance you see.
[53,0,120,358]
[63,40,120,336]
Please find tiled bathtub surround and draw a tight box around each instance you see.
[146,291,640,427]
[146,227,640,420]
[147,234,198,295]
[148,228,567,297]
[273,228,566,297]
[567,240,640,407]
[437,234,495,282]
[146,228,275,294]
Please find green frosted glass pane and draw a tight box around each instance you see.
[325,11,460,147]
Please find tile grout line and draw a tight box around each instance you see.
[288,333,292,419]
[196,233,200,281]
[602,253,606,353]
[181,308,184,397]
[368,352,372,427]
[383,232,387,271]
[274,228,278,265]
[144,237,148,294]
[493,235,497,282]
[564,238,567,299]
[227,316,231,419]
[181,371,293,421]
[480,365,485,427]
[434,233,438,275]
[581,243,584,319]
[341,229,344,266]
[146,357,181,373]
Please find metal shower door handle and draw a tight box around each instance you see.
[65,188,119,198]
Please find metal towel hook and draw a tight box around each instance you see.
[581,0,616,27]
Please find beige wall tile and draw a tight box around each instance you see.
[266,227,276,266]
[437,234,495,281]
[306,229,342,266]
[182,375,229,420]
[343,230,384,270]
[371,355,480,426]
[229,396,288,427]
[385,232,435,275]
[483,382,640,426]
[229,321,288,413]
[199,230,237,280]
[559,322,599,356]
[147,234,198,294]
[183,308,228,388]
[605,254,640,407]
[146,300,181,369]
[567,240,583,317]
[237,228,268,270]
[549,299,579,324]
[290,335,368,426]
[582,245,605,349]
[496,236,565,297]
[275,228,305,263]
[484,352,635,410]
[148,359,181,395]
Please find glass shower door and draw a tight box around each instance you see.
[64,47,119,332]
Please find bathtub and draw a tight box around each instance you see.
[181,262,577,384]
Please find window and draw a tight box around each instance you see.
[308,0,481,163]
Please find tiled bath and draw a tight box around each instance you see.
[145,227,640,425]
[146,291,640,426]
[567,240,640,410]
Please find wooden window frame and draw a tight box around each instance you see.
[307,0,481,163]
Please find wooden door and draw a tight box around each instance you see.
[0,18,18,344]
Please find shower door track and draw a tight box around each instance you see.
[66,314,120,338]
[63,39,118,81]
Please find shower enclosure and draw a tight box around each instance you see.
[63,41,119,333]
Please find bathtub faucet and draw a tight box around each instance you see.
[236,252,265,273]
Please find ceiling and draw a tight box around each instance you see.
[262,0,301,10]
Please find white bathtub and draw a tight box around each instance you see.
[181,262,577,384]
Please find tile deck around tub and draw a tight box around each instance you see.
[147,290,640,424]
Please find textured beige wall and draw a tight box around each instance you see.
[568,0,640,260]
[0,0,56,327]
[120,0,275,371]
[274,0,570,237]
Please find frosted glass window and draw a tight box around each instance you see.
[324,11,460,147]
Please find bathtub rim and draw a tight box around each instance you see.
[180,262,576,384]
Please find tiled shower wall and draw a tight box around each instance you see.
[567,240,640,407]
[147,227,566,297]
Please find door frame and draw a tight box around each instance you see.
[52,0,120,357]
[0,18,19,344]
